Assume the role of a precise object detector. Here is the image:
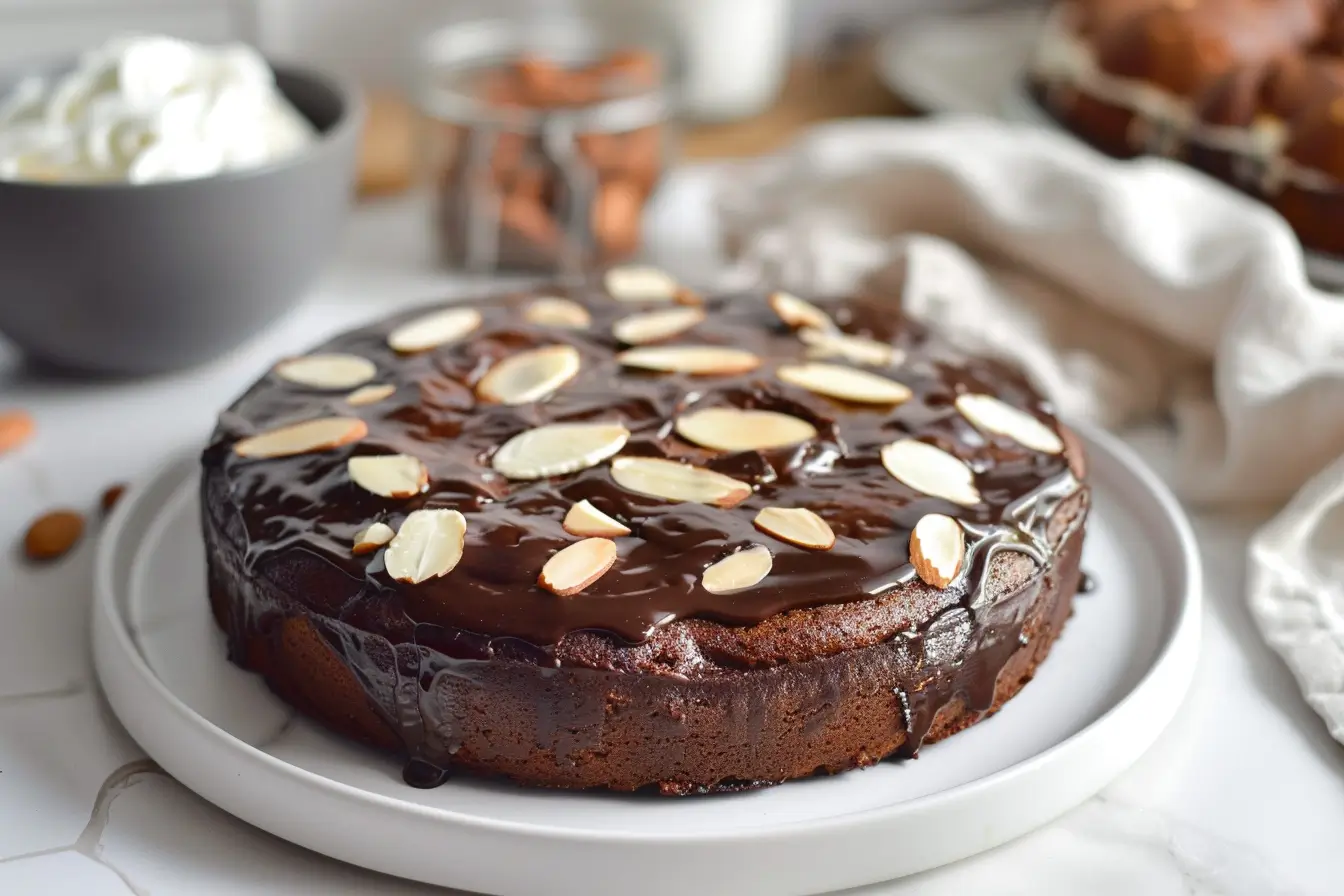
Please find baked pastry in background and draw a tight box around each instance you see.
[201,268,1090,794]
[1031,0,1344,255]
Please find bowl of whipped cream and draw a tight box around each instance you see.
[0,35,360,374]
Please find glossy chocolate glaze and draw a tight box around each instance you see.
[202,284,1084,788]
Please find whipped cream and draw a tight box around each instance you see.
[0,35,316,184]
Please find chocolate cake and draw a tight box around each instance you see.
[201,267,1090,795]
[1030,0,1344,255]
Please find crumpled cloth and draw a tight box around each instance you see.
[714,116,1344,743]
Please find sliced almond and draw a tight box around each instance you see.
[353,521,395,554]
[524,297,591,329]
[274,353,377,390]
[610,456,752,507]
[956,393,1064,454]
[233,417,368,459]
[769,291,833,331]
[387,307,481,353]
[346,383,396,406]
[538,537,618,596]
[753,507,835,550]
[385,509,466,584]
[604,265,680,303]
[617,345,761,376]
[348,454,429,498]
[612,306,707,345]
[777,362,912,405]
[563,500,631,538]
[702,545,773,594]
[798,327,898,367]
[492,422,630,480]
[910,513,965,589]
[880,439,981,506]
[476,345,581,405]
[674,408,817,452]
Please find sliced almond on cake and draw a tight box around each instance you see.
[233,417,368,459]
[612,306,706,345]
[798,327,899,367]
[753,507,835,550]
[702,545,773,594]
[604,265,681,303]
[385,509,466,584]
[769,291,833,331]
[353,521,395,554]
[617,345,761,376]
[563,500,631,538]
[610,457,751,507]
[524,297,591,329]
[476,345,581,405]
[538,537,618,596]
[387,307,481,353]
[880,438,981,506]
[909,513,965,589]
[674,408,817,452]
[776,362,912,405]
[346,383,396,406]
[955,393,1064,454]
[492,422,630,480]
[348,454,429,498]
[274,353,377,390]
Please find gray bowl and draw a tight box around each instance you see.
[0,64,361,375]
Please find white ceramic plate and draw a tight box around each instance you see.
[92,424,1200,896]
[879,10,1344,293]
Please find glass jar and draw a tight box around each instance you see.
[417,10,678,277]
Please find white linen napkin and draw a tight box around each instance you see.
[713,116,1344,742]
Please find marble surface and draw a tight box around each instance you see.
[3,192,1344,895]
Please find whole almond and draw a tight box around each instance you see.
[24,510,85,562]
[0,410,35,455]
[100,483,128,515]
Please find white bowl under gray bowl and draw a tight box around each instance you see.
[0,64,361,375]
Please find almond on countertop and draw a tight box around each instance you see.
[23,510,85,562]
[0,410,35,456]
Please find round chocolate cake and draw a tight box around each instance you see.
[201,267,1090,795]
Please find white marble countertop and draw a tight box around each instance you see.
[3,192,1344,896]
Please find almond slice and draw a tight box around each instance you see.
[753,507,835,550]
[610,456,752,507]
[385,509,466,584]
[524,297,591,329]
[604,265,680,303]
[798,327,899,367]
[346,383,396,406]
[612,306,707,345]
[674,408,817,452]
[348,454,429,498]
[476,345,581,406]
[910,513,965,589]
[387,307,481,353]
[955,393,1064,454]
[617,345,761,376]
[492,422,630,480]
[881,439,981,506]
[353,521,395,554]
[538,537,618,596]
[769,291,833,331]
[777,362,913,405]
[233,417,368,459]
[702,545,773,594]
[563,500,631,538]
[274,353,377,390]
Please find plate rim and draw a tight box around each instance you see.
[92,422,1202,885]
